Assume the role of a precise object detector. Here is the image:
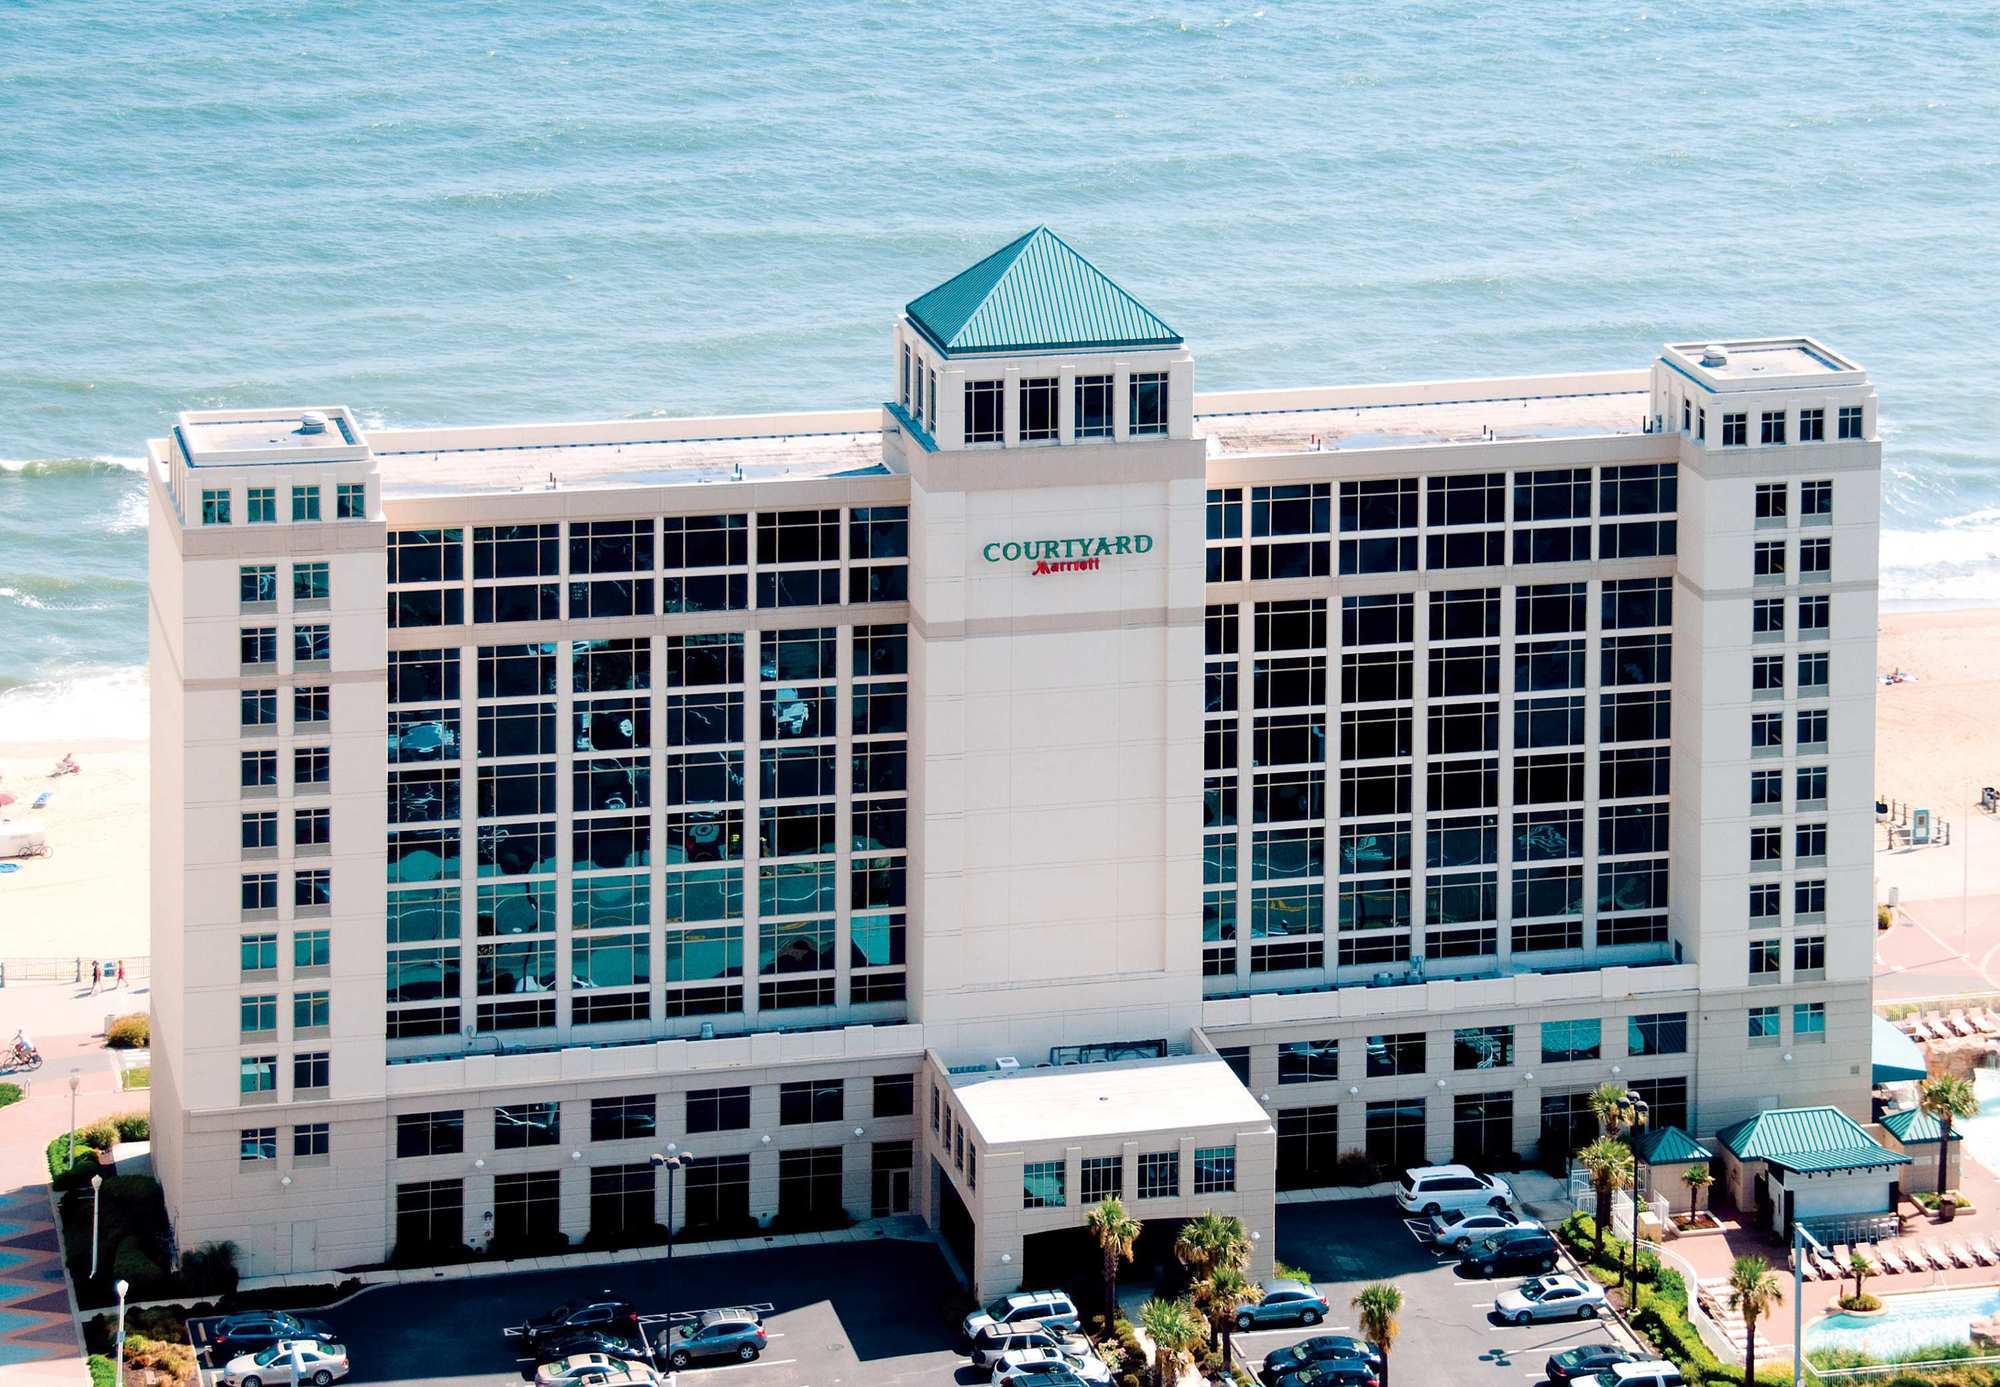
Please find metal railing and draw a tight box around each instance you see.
[0,956,150,988]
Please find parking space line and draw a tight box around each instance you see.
[675,1358,797,1377]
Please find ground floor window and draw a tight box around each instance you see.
[684,1154,752,1234]
[589,1162,656,1242]
[1628,1076,1690,1133]
[1022,1159,1066,1209]
[1540,1089,1595,1171]
[1080,1155,1122,1203]
[871,1141,913,1217]
[1277,1105,1340,1190]
[777,1146,843,1226]
[1453,1091,1515,1168]
[1365,1098,1426,1171]
[493,1170,561,1252]
[1194,1146,1237,1194]
[394,1179,463,1259]
[1137,1150,1178,1200]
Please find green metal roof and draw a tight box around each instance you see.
[1718,1105,1911,1174]
[1880,1107,1963,1145]
[905,227,1182,357]
[1638,1125,1714,1164]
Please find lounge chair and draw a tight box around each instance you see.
[1886,1242,1918,1274]
[1929,1009,1961,1037]
[1946,1241,1973,1268]
[1966,1239,1994,1267]
[1974,1007,2000,1036]
[1949,1009,1977,1037]
[1897,1014,1925,1036]
[1977,1236,2000,1265]
[1912,1013,1944,1041]
[1921,1241,1954,1271]
[1815,1249,1844,1280]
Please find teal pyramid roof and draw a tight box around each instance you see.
[1718,1105,1909,1174]
[905,228,1182,357]
[1880,1108,1963,1144]
[1638,1125,1713,1164]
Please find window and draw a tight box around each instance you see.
[1754,483,1787,521]
[1193,1146,1237,1194]
[1797,821,1828,861]
[240,994,276,1037]
[240,873,277,913]
[294,806,330,848]
[590,1094,657,1142]
[1799,593,1830,635]
[1627,1012,1688,1057]
[1799,408,1825,443]
[1838,405,1864,440]
[1753,598,1785,637]
[241,689,278,729]
[1129,372,1169,436]
[293,1123,329,1158]
[1798,709,1829,748]
[777,1146,843,1221]
[1277,1106,1340,1190]
[1796,878,1827,917]
[1279,1039,1340,1084]
[779,1079,844,1125]
[1540,1019,1601,1064]
[240,627,277,667]
[1023,1160,1065,1209]
[1799,536,1830,578]
[1749,881,1780,921]
[685,1153,752,1232]
[240,811,277,852]
[1751,655,1783,695]
[1454,1025,1514,1070]
[295,686,329,725]
[1750,826,1781,864]
[240,932,277,975]
[1795,1001,1827,1039]
[240,1055,277,1096]
[395,1110,464,1158]
[1760,410,1786,446]
[202,489,232,525]
[1795,935,1827,975]
[1802,479,1832,516]
[1721,413,1747,447]
[293,562,330,603]
[1365,1032,1425,1077]
[685,1085,751,1133]
[873,1074,915,1118]
[1080,1155,1122,1202]
[292,1051,329,1091]
[589,1163,656,1239]
[1075,375,1113,439]
[239,564,277,605]
[1749,1006,1780,1042]
[1750,770,1781,807]
[247,487,276,524]
[1019,377,1057,441]
[241,749,277,790]
[964,380,1003,443]
[496,1102,560,1149]
[1751,713,1782,751]
[1749,938,1781,979]
[336,481,365,518]
[1137,1150,1179,1199]
[493,1170,561,1250]
[240,1128,277,1162]
[1798,650,1829,690]
[293,990,329,1031]
[293,624,330,665]
[1797,766,1828,805]
[1753,541,1786,580]
[1365,1099,1426,1170]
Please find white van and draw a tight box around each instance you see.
[1394,1163,1511,1217]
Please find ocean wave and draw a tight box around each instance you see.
[0,667,149,743]
[1881,521,2000,602]
[0,573,144,613]
[0,455,147,478]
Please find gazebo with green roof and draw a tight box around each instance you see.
[1880,1106,1964,1196]
[1716,1105,1911,1234]
[1636,1125,1715,1215]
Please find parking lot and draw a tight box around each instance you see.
[1259,1198,1648,1387]
[196,1239,967,1387]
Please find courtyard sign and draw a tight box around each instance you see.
[983,533,1153,576]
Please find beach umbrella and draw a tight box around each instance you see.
[0,792,15,808]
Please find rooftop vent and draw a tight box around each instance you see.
[995,1056,1021,1074]
[1700,344,1729,367]
[297,410,329,435]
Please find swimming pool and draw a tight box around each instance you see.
[1956,1070,2000,1177]
[1806,1284,2000,1359]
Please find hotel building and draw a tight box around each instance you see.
[146,229,1880,1291]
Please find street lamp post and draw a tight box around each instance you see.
[651,1147,693,1264]
[1623,1092,1651,1291]
[114,1278,129,1387]
[1792,1221,1807,1387]
[67,1069,80,1172]
[89,1173,103,1280]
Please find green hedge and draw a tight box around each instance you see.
[0,1083,21,1110]
[46,1113,150,1189]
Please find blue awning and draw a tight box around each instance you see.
[1872,1013,1927,1085]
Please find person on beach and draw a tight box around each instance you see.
[90,960,100,992]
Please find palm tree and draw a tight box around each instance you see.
[1919,1075,1978,1211]
[1588,1081,1635,1138]
[1727,1254,1784,1387]
[1846,1248,1875,1305]
[1681,1164,1713,1221]
[1577,1136,1634,1259]
[1175,1211,1251,1284]
[1351,1282,1403,1387]
[1197,1265,1259,1369]
[1137,1296,1204,1387]
[1086,1196,1142,1319]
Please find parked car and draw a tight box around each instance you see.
[1492,1274,1608,1325]
[1461,1226,1561,1277]
[661,1308,768,1370]
[1261,1334,1383,1381]
[1545,1344,1638,1386]
[1427,1207,1540,1249]
[971,1323,1091,1367]
[1394,1164,1512,1217]
[1271,1361,1379,1387]
[534,1353,661,1387]
[217,1339,349,1387]
[999,1372,1086,1387]
[962,1291,1081,1341]
[1572,1362,1686,1387]
[508,1299,643,1351]
[992,1346,1112,1386]
[532,1330,652,1365]
[204,1312,337,1359]
[1235,1279,1329,1329]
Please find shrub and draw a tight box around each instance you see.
[1330,1149,1381,1186]
[111,1112,149,1142]
[123,1333,197,1387]
[48,1132,102,1189]
[87,1354,115,1387]
[1838,1293,1883,1312]
[105,1014,150,1050]
[111,1238,165,1294]
[1274,1257,1314,1283]
[120,1067,150,1091]
[0,1083,21,1110]
[178,1241,240,1297]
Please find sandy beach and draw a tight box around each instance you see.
[1874,607,2000,817]
[0,739,148,960]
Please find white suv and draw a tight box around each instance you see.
[962,1292,1081,1342]
[1575,1363,1685,1387]
[1394,1164,1511,1217]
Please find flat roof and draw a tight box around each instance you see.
[1668,339,1851,380]
[372,428,890,498]
[1198,388,1647,457]
[176,407,368,466]
[949,1054,1268,1146]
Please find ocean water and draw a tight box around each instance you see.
[2,1,1997,739]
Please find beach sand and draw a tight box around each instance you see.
[1875,608,2000,817]
[0,739,148,960]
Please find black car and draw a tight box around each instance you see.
[1274,1361,1378,1387]
[204,1312,336,1359]
[1461,1227,1560,1278]
[508,1300,643,1351]
[1262,1335,1383,1382]
[529,1330,651,1365]
[1546,1343,1637,1385]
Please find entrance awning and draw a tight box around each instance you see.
[1872,1013,1928,1085]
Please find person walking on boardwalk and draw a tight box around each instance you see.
[90,960,100,993]
[115,959,125,989]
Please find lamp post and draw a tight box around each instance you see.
[1623,1092,1650,1291]
[89,1173,103,1280]
[651,1146,693,1263]
[114,1278,129,1387]
[67,1069,80,1172]
[1792,1221,1807,1387]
